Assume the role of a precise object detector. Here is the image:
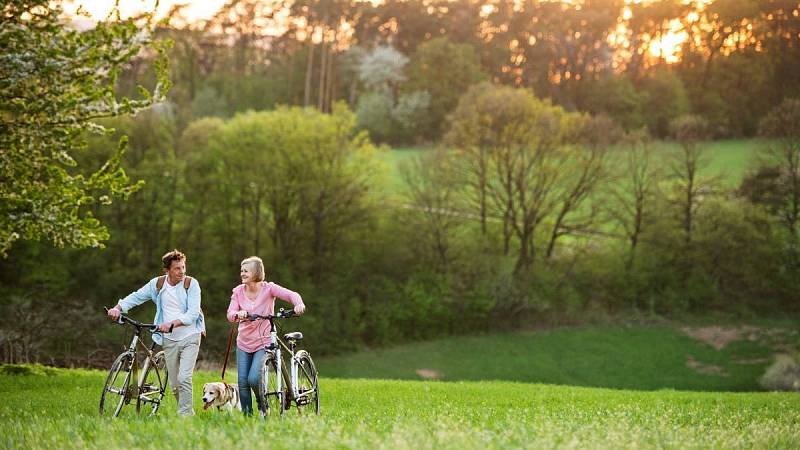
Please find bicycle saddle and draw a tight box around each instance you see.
[283,332,303,341]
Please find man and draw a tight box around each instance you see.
[107,249,205,417]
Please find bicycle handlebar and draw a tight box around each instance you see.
[104,307,174,333]
[243,308,296,322]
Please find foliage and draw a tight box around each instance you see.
[760,354,800,391]
[445,82,600,273]
[354,46,430,144]
[357,45,408,92]
[577,76,647,132]
[638,69,689,138]
[403,37,486,139]
[0,0,171,256]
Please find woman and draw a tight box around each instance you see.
[227,256,305,416]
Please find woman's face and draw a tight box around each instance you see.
[240,264,254,283]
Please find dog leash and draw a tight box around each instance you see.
[221,320,236,380]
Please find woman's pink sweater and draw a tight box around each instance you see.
[227,282,303,353]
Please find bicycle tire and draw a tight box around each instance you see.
[260,353,285,417]
[99,353,133,418]
[294,350,320,415]
[136,350,167,416]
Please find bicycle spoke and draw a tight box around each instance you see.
[137,351,166,416]
[100,353,133,418]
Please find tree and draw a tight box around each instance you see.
[745,98,800,276]
[446,83,580,273]
[669,115,715,248]
[403,37,486,140]
[607,128,661,269]
[209,104,381,281]
[355,45,429,144]
[400,148,463,271]
[639,69,689,138]
[544,114,616,260]
[0,1,170,256]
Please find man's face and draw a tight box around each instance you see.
[166,259,186,284]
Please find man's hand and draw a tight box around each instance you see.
[236,310,248,320]
[157,320,179,333]
[294,303,306,315]
[107,305,122,320]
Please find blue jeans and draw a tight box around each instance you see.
[236,346,267,416]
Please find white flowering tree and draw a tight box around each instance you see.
[355,45,429,144]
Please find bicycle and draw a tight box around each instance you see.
[99,307,173,418]
[246,309,319,416]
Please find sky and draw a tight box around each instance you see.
[66,0,697,62]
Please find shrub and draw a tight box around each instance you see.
[759,354,800,391]
[0,364,59,376]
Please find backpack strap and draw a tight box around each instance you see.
[156,275,192,292]
[157,275,205,337]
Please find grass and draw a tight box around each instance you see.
[3,323,798,449]
[2,369,799,449]
[379,139,768,193]
[695,139,766,185]
[376,145,428,193]
[318,324,782,391]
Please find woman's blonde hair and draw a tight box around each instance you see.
[241,256,265,282]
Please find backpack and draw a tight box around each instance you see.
[156,275,206,337]
[156,275,192,291]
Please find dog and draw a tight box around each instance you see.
[202,382,242,412]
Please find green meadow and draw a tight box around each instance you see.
[3,322,799,449]
[319,324,782,391]
[380,139,768,193]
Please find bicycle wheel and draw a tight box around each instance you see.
[136,351,167,416]
[260,353,285,416]
[99,353,133,418]
[294,350,320,415]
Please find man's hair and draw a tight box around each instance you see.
[162,249,186,269]
[241,256,265,282]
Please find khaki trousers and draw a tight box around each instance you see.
[162,333,201,416]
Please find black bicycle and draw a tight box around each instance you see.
[99,307,172,418]
[246,309,319,416]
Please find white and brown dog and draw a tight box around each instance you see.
[202,382,241,412]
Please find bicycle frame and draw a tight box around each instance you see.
[101,308,170,417]
[119,332,159,401]
[268,328,303,400]
[251,311,316,406]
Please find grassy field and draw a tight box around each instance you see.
[3,323,798,449]
[379,139,768,193]
[318,324,789,392]
[3,369,799,449]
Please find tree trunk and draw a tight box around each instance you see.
[317,37,327,111]
[304,33,315,107]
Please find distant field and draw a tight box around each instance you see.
[319,323,794,392]
[381,139,768,192]
[3,368,799,449]
[651,138,768,186]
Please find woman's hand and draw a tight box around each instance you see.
[236,310,248,320]
[293,303,306,315]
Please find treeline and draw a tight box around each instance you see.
[121,0,800,143]
[1,93,799,366]
[2,0,800,366]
